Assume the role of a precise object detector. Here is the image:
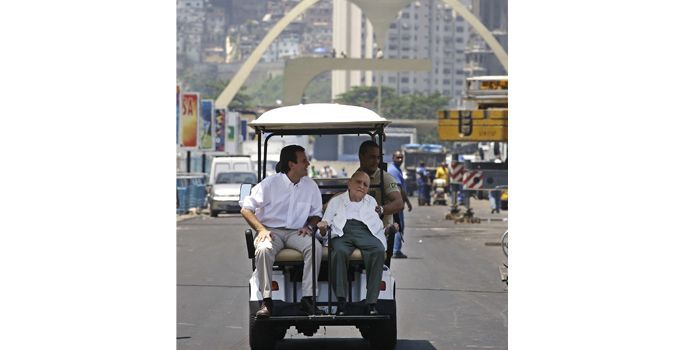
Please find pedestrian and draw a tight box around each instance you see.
[435,161,449,183]
[240,145,323,319]
[387,150,413,258]
[489,189,502,214]
[416,161,430,206]
[448,157,465,207]
[317,171,400,315]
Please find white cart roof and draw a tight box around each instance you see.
[249,103,391,131]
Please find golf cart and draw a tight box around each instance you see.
[241,103,398,350]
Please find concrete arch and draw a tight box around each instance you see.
[215,0,507,109]
[282,57,432,105]
[442,0,508,71]
[214,0,322,108]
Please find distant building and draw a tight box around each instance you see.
[330,0,507,106]
[177,0,230,67]
[378,0,470,106]
[465,0,508,76]
[177,0,207,65]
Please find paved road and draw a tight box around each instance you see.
[177,198,508,350]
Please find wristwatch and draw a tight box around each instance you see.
[378,206,384,215]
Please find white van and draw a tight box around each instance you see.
[207,155,254,186]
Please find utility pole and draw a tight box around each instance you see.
[377,75,382,115]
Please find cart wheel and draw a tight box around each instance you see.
[249,316,277,350]
[249,299,277,350]
[364,286,397,349]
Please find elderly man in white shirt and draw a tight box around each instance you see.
[241,145,323,319]
[317,171,398,316]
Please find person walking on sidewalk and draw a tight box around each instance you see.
[387,150,413,258]
[240,145,323,319]
[416,161,431,206]
[448,157,465,207]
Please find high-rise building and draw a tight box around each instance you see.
[330,0,507,105]
[465,0,507,76]
[379,0,470,105]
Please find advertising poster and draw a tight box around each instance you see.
[180,92,199,149]
[199,99,214,150]
[176,85,180,145]
[214,108,227,152]
[227,111,236,141]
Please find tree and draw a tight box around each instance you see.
[334,86,449,119]
[334,86,397,111]
[201,80,254,110]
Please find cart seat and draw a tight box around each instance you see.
[274,247,384,263]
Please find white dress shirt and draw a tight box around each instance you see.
[241,172,322,229]
[321,191,387,249]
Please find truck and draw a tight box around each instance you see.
[400,143,448,196]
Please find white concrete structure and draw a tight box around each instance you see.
[331,0,376,99]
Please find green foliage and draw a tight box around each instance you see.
[303,73,332,103]
[246,75,283,106]
[245,73,332,106]
[418,127,440,144]
[179,75,255,110]
[334,86,449,119]
[204,80,255,110]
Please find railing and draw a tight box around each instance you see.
[176,173,207,214]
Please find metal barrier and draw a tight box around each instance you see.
[176,173,207,214]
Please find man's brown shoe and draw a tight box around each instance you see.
[256,298,273,319]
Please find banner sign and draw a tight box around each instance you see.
[240,120,247,141]
[180,92,199,149]
[199,99,214,150]
[214,108,226,152]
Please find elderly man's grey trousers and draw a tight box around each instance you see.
[254,227,322,298]
[330,219,385,304]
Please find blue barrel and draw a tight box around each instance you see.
[187,176,207,209]
[192,183,207,208]
[177,185,189,214]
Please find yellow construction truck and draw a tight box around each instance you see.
[437,75,508,142]
[437,76,508,203]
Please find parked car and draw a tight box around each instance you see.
[207,155,254,187]
[208,171,257,217]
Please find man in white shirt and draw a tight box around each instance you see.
[317,171,399,316]
[241,145,323,319]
